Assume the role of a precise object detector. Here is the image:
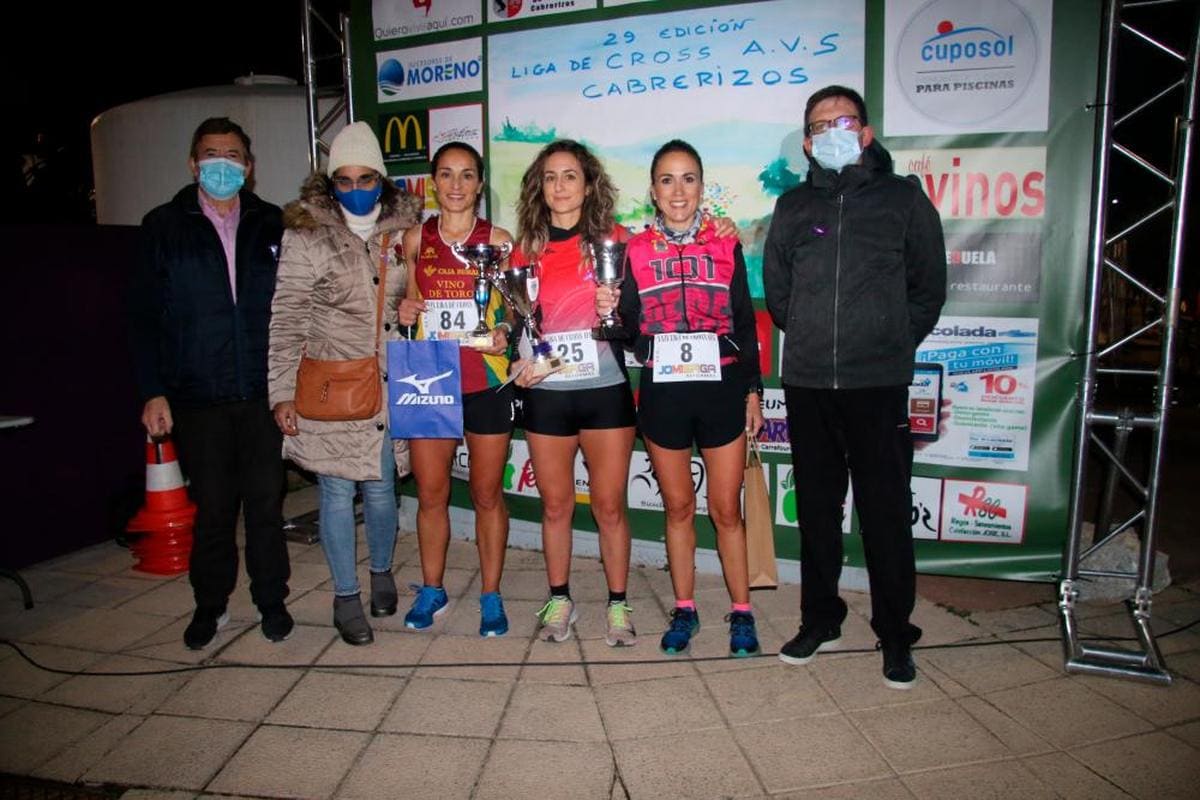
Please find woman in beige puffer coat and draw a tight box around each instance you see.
[268,122,422,645]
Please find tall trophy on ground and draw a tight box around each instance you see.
[496,262,563,378]
[588,239,628,340]
[451,241,512,349]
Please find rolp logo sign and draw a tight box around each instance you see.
[379,112,428,164]
[893,0,1044,130]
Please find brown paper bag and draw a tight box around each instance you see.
[744,434,779,589]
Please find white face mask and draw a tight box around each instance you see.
[810,128,863,172]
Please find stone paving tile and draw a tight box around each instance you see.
[216,622,335,666]
[389,565,477,600]
[476,740,613,800]
[381,677,511,738]
[267,670,402,731]
[772,778,916,799]
[953,696,1056,757]
[809,652,947,712]
[595,674,724,740]
[921,641,1060,695]
[1165,720,1200,750]
[315,628,432,677]
[0,643,103,698]
[0,701,112,774]
[908,598,987,645]
[122,616,236,665]
[415,633,527,682]
[338,733,489,800]
[41,544,149,578]
[62,576,161,609]
[30,713,142,783]
[613,728,760,800]
[911,658,973,699]
[0,695,23,718]
[1020,751,1135,800]
[39,653,190,714]
[967,605,1060,634]
[900,760,1057,799]
[487,567,557,601]
[286,561,339,593]
[27,606,174,652]
[499,683,606,742]
[850,698,1013,773]
[208,725,368,799]
[83,715,252,791]
[734,715,892,793]
[285,587,336,627]
[689,619,787,675]
[1071,731,1200,800]
[522,637,588,685]
[579,637,696,685]
[0,570,96,606]
[703,663,839,724]
[984,677,1155,749]
[501,547,549,570]
[121,791,197,800]
[1072,670,1200,727]
[0,601,83,642]
[156,667,302,721]
[1167,650,1200,683]
[117,577,195,617]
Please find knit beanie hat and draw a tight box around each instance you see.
[327,121,386,176]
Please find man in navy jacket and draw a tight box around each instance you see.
[130,117,292,649]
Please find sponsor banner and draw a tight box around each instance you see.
[915,315,1038,471]
[777,331,786,377]
[941,479,1028,544]
[891,147,1045,221]
[379,110,429,164]
[573,449,591,502]
[945,231,1042,305]
[450,441,471,481]
[758,388,789,454]
[487,0,863,233]
[489,0,598,23]
[429,104,485,161]
[629,451,709,515]
[373,0,480,41]
[755,309,774,379]
[884,0,1052,135]
[910,475,943,541]
[502,438,539,497]
[392,175,439,220]
[377,39,483,103]
[604,0,655,6]
[774,463,852,534]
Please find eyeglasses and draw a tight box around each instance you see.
[332,173,381,191]
[806,115,862,136]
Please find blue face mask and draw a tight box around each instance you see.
[197,158,246,200]
[334,184,383,216]
[810,128,863,173]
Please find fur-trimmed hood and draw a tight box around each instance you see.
[282,172,422,234]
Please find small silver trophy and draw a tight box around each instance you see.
[588,239,628,340]
[495,263,563,378]
[451,241,512,349]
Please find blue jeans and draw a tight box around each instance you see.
[317,440,398,597]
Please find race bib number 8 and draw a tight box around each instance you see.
[421,299,477,341]
[653,332,721,382]
[543,329,601,383]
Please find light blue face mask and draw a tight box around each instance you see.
[197,158,246,200]
[810,128,863,173]
[334,184,383,216]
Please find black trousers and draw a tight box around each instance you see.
[783,385,921,647]
[172,399,290,610]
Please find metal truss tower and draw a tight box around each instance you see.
[1060,0,1199,684]
[301,0,354,173]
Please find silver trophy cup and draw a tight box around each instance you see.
[588,239,628,340]
[495,263,563,378]
[451,241,512,349]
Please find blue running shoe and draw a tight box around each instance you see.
[727,611,760,658]
[479,592,509,637]
[404,584,448,630]
[659,607,700,654]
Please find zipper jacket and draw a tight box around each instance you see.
[762,141,946,389]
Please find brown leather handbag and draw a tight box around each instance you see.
[294,233,391,421]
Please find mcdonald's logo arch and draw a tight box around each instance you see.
[379,111,429,164]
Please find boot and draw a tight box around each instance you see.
[333,594,374,646]
[370,570,398,617]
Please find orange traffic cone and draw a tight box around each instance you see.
[127,436,195,575]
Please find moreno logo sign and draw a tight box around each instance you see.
[376,40,483,103]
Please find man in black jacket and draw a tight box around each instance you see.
[763,86,946,689]
[130,118,292,649]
